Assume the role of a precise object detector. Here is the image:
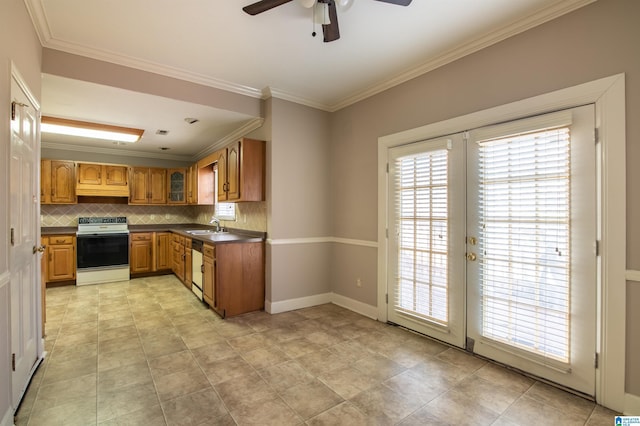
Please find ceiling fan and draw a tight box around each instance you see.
[242,0,412,43]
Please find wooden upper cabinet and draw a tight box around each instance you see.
[129,167,166,205]
[41,159,76,205]
[216,138,265,202]
[149,168,167,204]
[167,168,186,204]
[76,163,129,196]
[77,163,102,185]
[226,141,241,200]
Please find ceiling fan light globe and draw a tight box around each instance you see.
[336,0,354,10]
[313,2,330,24]
[298,0,316,8]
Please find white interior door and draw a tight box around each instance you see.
[387,135,466,348]
[466,106,596,395]
[10,73,41,408]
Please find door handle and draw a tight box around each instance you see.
[466,252,477,261]
[33,245,46,254]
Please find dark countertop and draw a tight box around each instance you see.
[41,227,78,235]
[41,223,266,244]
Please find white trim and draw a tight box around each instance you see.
[265,292,377,319]
[626,270,640,282]
[331,293,378,320]
[377,74,626,412]
[0,407,12,426]
[266,293,332,314]
[41,141,193,162]
[22,0,594,112]
[625,393,640,416]
[0,272,9,288]
[267,237,377,248]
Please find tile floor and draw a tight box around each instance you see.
[15,275,618,425]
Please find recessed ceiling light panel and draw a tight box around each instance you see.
[41,116,143,143]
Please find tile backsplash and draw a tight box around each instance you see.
[41,202,267,233]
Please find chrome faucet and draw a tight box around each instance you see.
[209,216,221,232]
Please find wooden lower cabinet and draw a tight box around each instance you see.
[184,238,192,288]
[203,244,215,307]
[172,234,186,286]
[130,232,174,275]
[209,241,264,318]
[130,233,153,274]
[156,232,172,271]
[45,234,76,283]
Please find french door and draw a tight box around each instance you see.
[388,105,596,395]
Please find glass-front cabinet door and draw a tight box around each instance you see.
[168,168,186,204]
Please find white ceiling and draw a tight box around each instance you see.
[25,0,594,159]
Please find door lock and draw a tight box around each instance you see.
[466,252,477,261]
[33,245,46,254]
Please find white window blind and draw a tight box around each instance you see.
[478,126,571,363]
[395,148,449,325]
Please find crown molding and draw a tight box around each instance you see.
[192,117,265,161]
[41,141,193,162]
[330,0,597,111]
[262,87,333,112]
[24,0,596,113]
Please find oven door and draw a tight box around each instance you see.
[77,232,129,270]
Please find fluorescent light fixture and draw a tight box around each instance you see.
[41,116,144,143]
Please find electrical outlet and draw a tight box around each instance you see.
[150,214,155,220]
[165,214,170,219]
[356,278,362,288]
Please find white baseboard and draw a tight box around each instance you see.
[266,292,378,320]
[330,293,378,320]
[625,393,640,416]
[1,407,13,426]
[266,293,332,314]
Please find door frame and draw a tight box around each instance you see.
[9,62,44,408]
[377,74,626,411]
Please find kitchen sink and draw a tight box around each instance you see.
[184,229,227,235]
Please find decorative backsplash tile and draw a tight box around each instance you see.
[41,202,267,233]
[193,202,267,232]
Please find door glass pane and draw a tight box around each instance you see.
[478,127,571,363]
[394,148,449,325]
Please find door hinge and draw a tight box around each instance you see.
[594,352,599,369]
[385,293,388,304]
[10,101,27,121]
[385,228,388,239]
[386,163,389,173]
[595,240,600,256]
[11,353,15,371]
[594,128,599,144]
[10,228,15,246]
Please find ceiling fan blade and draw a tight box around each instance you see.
[373,0,412,5]
[322,1,340,42]
[243,0,294,15]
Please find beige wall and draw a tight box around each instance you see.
[267,98,332,303]
[1,0,43,420]
[329,0,640,397]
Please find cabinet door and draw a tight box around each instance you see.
[167,168,186,204]
[186,165,194,204]
[129,168,149,204]
[77,163,102,185]
[216,148,228,201]
[47,243,75,281]
[41,159,51,204]
[227,141,241,200]
[184,245,192,286]
[203,245,215,307]
[130,238,153,274]
[156,232,172,270]
[105,165,128,186]
[149,168,167,204]
[50,160,76,204]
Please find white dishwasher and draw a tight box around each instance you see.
[191,239,204,301]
